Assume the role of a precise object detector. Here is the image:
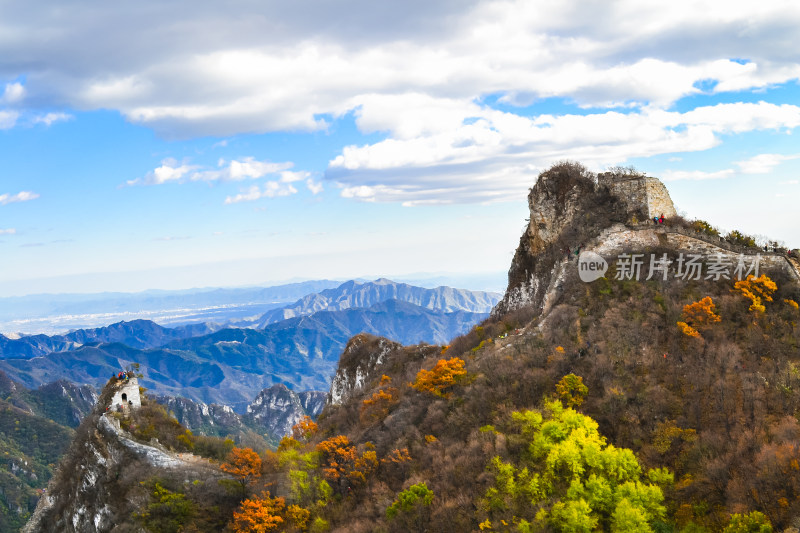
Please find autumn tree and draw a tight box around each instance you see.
[231,491,285,533]
[315,435,377,490]
[734,274,778,313]
[411,357,467,398]
[137,482,195,533]
[222,447,263,494]
[677,296,721,338]
[723,511,773,533]
[555,373,588,408]
[361,375,399,423]
[291,416,318,444]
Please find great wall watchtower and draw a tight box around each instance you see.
[598,172,677,220]
[110,375,141,411]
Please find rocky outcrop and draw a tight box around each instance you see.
[245,384,307,438]
[154,394,241,433]
[154,386,327,442]
[298,391,326,418]
[328,335,402,406]
[495,162,630,316]
[326,334,438,407]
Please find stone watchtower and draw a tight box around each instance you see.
[110,375,141,410]
[598,172,677,220]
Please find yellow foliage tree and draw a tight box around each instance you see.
[734,274,778,313]
[555,373,588,408]
[411,357,467,398]
[231,491,285,533]
[286,504,311,530]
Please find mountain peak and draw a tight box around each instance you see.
[494,161,798,317]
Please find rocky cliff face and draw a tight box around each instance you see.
[154,394,241,433]
[495,162,630,316]
[155,386,327,442]
[326,333,438,406]
[245,384,309,438]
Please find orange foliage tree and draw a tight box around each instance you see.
[411,357,467,398]
[231,491,285,533]
[361,375,399,423]
[734,274,778,313]
[316,435,378,489]
[221,447,263,493]
[677,296,721,338]
[291,415,318,443]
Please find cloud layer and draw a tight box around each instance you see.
[3,0,800,204]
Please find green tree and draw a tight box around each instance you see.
[138,482,195,533]
[387,482,434,530]
[723,511,773,533]
[482,399,671,532]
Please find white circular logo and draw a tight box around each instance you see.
[578,251,608,282]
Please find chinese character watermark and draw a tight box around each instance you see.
[579,252,761,283]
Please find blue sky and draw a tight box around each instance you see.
[1,0,799,296]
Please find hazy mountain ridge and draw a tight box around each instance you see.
[0,320,221,359]
[0,298,488,411]
[247,278,501,327]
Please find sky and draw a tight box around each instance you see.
[1,0,799,297]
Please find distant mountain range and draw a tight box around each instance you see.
[0,279,500,411]
[246,278,500,327]
[0,320,220,359]
[0,279,344,334]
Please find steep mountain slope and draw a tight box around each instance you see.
[27,164,800,532]
[248,278,500,327]
[24,381,239,533]
[211,163,798,532]
[0,300,487,410]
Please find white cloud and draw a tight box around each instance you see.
[661,169,736,181]
[1,82,24,104]
[126,158,197,186]
[193,157,293,182]
[0,111,19,129]
[32,112,73,126]
[127,157,299,186]
[0,228,16,235]
[1,1,799,137]
[779,179,799,185]
[0,191,39,205]
[328,100,800,203]
[306,179,323,195]
[224,182,298,204]
[736,153,800,174]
